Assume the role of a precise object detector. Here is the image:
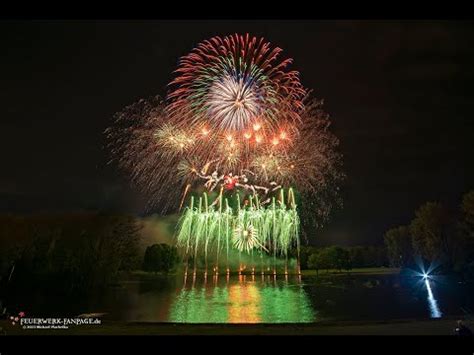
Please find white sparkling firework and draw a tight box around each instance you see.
[233,223,260,253]
[207,75,260,131]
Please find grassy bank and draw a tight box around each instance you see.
[301,267,400,276]
[123,267,399,279]
[0,317,464,335]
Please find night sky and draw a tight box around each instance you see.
[1,20,474,246]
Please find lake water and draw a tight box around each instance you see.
[79,272,474,323]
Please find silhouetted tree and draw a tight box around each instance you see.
[410,202,460,270]
[462,190,474,227]
[299,246,318,270]
[384,226,413,267]
[461,190,474,250]
[143,243,179,273]
[325,246,351,271]
[307,250,328,274]
[459,190,474,275]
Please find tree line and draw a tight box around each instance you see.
[0,213,142,293]
[0,213,182,291]
[5,188,471,291]
[299,245,388,273]
[383,190,474,277]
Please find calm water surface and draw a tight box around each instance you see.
[89,272,474,323]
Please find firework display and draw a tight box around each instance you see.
[176,189,299,273]
[107,34,342,274]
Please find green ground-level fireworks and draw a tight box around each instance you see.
[176,188,301,274]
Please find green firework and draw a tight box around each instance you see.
[176,188,300,269]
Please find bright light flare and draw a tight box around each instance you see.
[412,260,442,319]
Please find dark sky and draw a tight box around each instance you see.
[1,20,474,246]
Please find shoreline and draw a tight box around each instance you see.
[0,316,466,335]
[126,267,401,279]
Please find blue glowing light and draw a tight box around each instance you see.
[424,278,442,318]
[411,260,442,319]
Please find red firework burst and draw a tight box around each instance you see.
[106,34,343,219]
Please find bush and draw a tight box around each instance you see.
[299,246,318,270]
[143,243,179,273]
[307,251,327,273]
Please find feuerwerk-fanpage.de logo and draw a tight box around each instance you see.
[13,315,102,330]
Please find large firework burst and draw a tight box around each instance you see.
[167,33,306,135]
[106,34,343,225]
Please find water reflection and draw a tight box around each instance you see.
[12,272,472,322]
[228,279,261,323]
[424,279,442,318]
[169,275,314,323]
